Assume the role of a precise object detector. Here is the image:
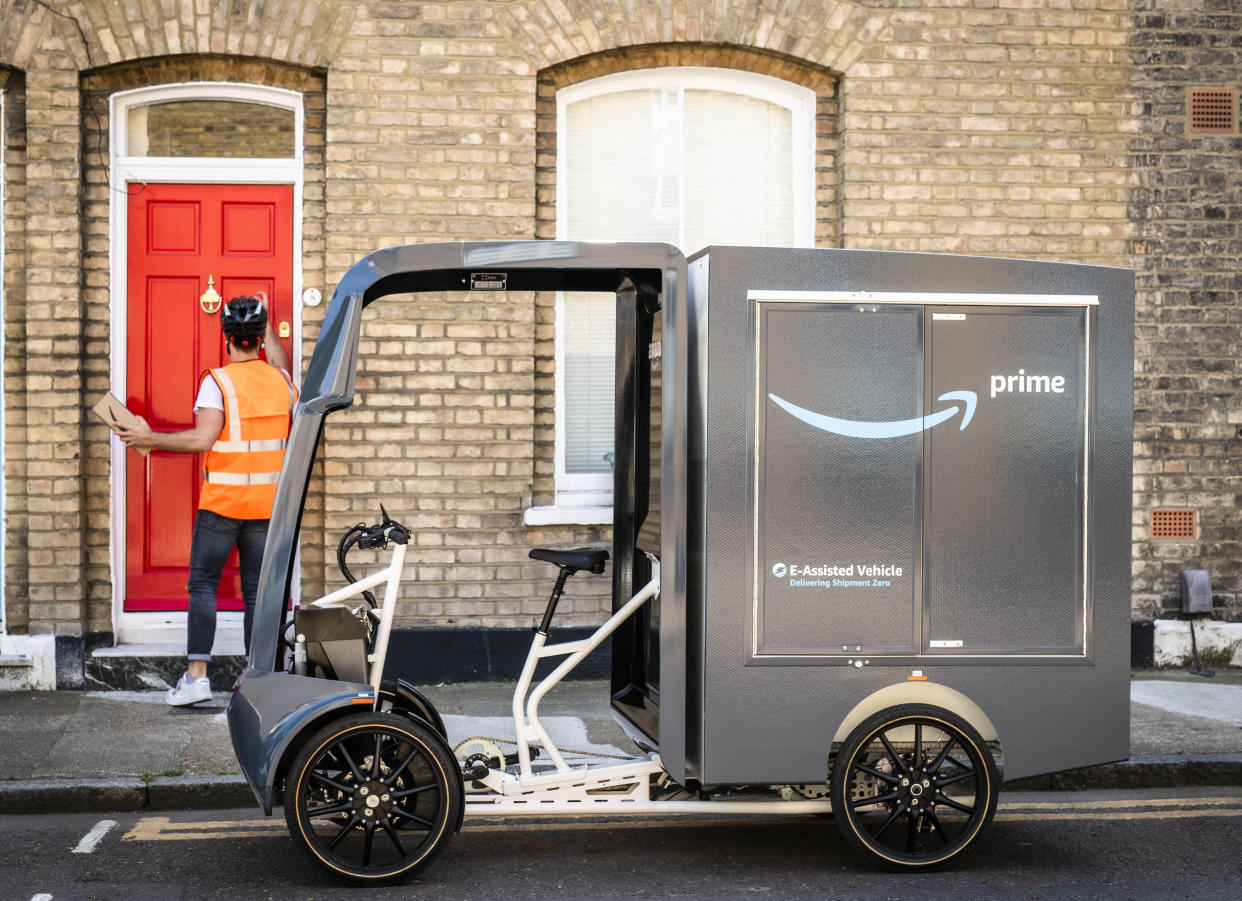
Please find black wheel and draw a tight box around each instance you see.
[284,712,462,885]
[830,704,998,871]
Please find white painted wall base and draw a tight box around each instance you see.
[0,633,56,690]
[1153,619,1242,668]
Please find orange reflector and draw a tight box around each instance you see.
[907,670,928,681]
[352,697,374,704]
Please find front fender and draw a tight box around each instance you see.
[385,678,448,740]
[227,670,375,814]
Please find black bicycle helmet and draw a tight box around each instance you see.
[221,296,267,351]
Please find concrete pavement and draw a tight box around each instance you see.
[1,673,1239,814]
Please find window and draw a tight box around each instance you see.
[111,84,304,186]
[127,99,297,158]
[530,68,814,522]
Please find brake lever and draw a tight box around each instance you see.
[356,504,409,549]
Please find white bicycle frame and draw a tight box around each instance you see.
[316,542,833,817]
[310,541,407,698]
[512,554,662,778]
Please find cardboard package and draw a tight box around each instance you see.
[91,393,150,456]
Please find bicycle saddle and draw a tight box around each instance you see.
[529,547,609,574]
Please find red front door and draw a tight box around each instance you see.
[125,183,293,612]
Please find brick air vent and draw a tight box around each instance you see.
[1152,509,1195,540]
[1187,87,1236,133]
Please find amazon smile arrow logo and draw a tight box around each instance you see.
[768,390,977,439]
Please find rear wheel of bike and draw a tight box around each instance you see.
[284,712,461,885]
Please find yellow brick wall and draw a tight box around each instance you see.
[839,4,1134,262]
[4,0,1232,639]
[0,65,26,635]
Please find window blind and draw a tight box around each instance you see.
[561,75,802,486]
[563,292,616,474]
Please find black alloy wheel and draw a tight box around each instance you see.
[830,704,998,871]
[284,712,462,885]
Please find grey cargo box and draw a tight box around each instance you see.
[640,247,1133,786]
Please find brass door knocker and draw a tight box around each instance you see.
[200,275,222,314]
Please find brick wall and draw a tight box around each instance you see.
[1,66,27,634]
[320,3,589,627]
[1128,0,1242,621]
[20,14,87,639]
[0,0,1238,646]
[840,2,1134,261]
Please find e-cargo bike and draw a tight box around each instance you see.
[226,241,1134,884]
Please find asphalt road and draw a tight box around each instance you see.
[6,787,1241,900]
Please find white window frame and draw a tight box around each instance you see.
[526,68,815,526]
[107,82,305,648]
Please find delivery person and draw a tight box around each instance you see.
[117,296,298,706]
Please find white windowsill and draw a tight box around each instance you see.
[523,505,614,526]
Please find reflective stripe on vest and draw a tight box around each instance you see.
[199,362,297,520]
[204,471,281,486]
[210,438,287,453]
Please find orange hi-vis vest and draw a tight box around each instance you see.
[199,360,298,520]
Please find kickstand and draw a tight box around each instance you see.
[1188,615,1215,679]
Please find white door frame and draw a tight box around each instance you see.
[108,82,305,648]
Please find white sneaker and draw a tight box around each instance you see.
[166,672,213,706]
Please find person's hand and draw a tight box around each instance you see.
[255,290,292,374]
[256,291,278,339]
[113,416,156,452]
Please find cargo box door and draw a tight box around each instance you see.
[924,306,1089,655]
[753,303,922,658]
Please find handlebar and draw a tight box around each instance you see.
[336,504,410,606]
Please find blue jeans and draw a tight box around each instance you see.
[186,509,268,662]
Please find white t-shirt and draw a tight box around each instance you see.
[194,369,294,412]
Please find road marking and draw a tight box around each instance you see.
[31,894,54,901]
[458,808,1242,828]
[72,819,117,854]
[996,808,1242,823]
[123,817,284,842]
[122,802,1242,842]
[1000,796,1241,811]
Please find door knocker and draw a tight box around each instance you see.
[200,275,222,315]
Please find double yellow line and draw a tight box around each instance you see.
[123,796,1242,843]
[995,796,1242,823]
[124,816,284,842]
